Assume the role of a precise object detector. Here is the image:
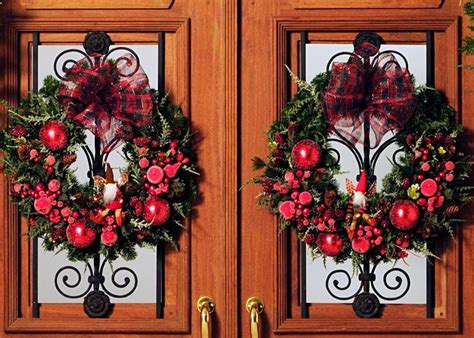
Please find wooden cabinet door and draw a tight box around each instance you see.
[240,0,474,336]
[0,0,238,336]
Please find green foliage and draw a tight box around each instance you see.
[463,1,474,69]
[253,68,472,265]
[0,76,198,263]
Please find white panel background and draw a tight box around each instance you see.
[37,45,159,303]
[305,44,428,304]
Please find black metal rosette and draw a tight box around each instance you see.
[252,31,472,318]
[83,31,112,55]
[84,291,112,318]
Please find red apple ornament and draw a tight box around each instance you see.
[34,196,52,215]
[316,233,343,256]
[389,200,420,231]
[39,120,69,151]
[298,191,313,206]
[143,197,171,226]
[352,237,370,254]
[101,230,118,247]
[420,179,438,197]
[291,139,322,169]
[279,200,296,220]
[147,165,164,184]
[66,221,97,248]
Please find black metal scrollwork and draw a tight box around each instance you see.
[325,269,363,301]
[325,259,411,318]
[321,31,413,318]
[52,32,142,318]
[99,259,138,298]
[54,264,93,299]
[54,255,139,317]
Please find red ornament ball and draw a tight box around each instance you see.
[147,165,164,184]
[389,200,420,231]
[298,191,313,206]
[352,237,370,254]
[39,120,69,151]
[34,196,52,215]
[101,230,118,247]
[420,178,438,197]
[316,233,343,256]
[279,200,296,220]
[66,221,97,248]
[143,197,171,226]
[291,139,322,170]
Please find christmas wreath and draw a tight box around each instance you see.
[253,41,471,265]
[0,55,198,262]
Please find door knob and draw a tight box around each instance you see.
[246,297,264,338]
[197,296,215,338]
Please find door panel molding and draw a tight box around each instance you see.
[2,18,191,334]
[223,0,239,337]
[21,0,174,10]
[287,0,444,10]
[273,16,460,334]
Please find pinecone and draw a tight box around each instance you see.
[9,124,27,137]
[17,144,31,160]
[61,153,77,165]
[324,190,337,206]
[134,201,144,216]
[129,196,139,207]
[376,198,392,216]
[51,227,66,242]
[443,205,459,217]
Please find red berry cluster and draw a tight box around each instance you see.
[346,213,385,254]
[135,138,189,198]
[276,170,314,227]
[394,234,411,259]
[12,179,79,231]
[9,124,27,137]
[404,133,457,213]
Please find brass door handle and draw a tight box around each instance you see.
[197,296,215,338]
[246,297,264,338]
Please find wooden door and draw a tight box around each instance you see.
[0,0,238,337]
[240,0,474,336]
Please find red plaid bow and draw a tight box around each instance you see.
[323,52,416,148]
[58,54,153,152]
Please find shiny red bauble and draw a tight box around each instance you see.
[291,139,322,170]
[389,200,420,231]
[66,221,97,248]
[316,233,343,256]
[352,237,370,254]
[143,197,171,226]
[101,230,118,247]
[39,120,69,151]
[33,196,52,215]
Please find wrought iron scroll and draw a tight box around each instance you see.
[40,31,166,318]
[312,31,425,318]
